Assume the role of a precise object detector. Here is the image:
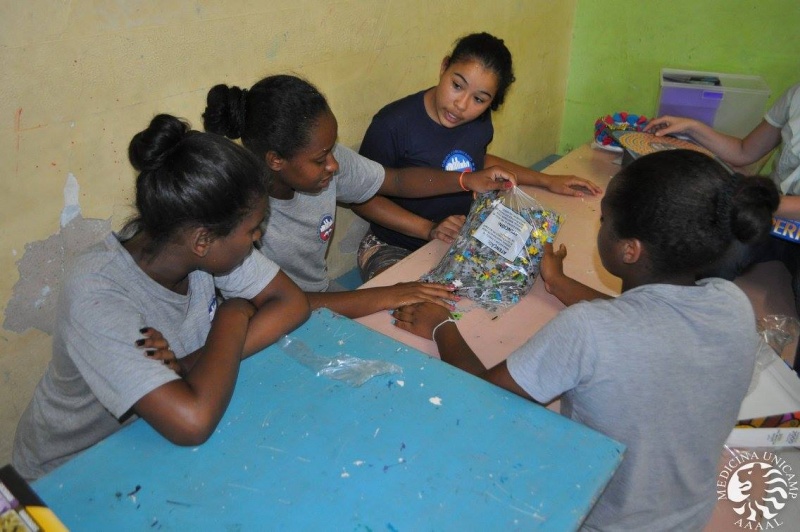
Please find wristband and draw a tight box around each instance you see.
[458,171,469,192]
[432,317,456,341]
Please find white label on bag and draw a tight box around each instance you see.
[473,203,532,261]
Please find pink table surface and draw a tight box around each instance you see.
[356,144,622,368]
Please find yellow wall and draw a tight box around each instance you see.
[0,1,577,464]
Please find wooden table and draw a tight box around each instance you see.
[357,144,622,368]
[32,309,624,531]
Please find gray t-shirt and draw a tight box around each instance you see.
[12,233,279,480]
[259,144,384,292]
[507,278,758,531]
[764,82,800,195]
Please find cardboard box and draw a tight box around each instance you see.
[727,347,800,448]
[0,465,67,531]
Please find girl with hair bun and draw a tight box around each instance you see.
[12,114,309,481]
[392,150,779,530]
[204,75,517,319]
[647,82,800,371]
[355,32,602,280]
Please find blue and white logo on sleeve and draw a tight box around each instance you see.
[441,150,476,172]
[319,214,334,242]
[208,295,218,322]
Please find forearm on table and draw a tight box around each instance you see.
[435,323,536,401]
[484,154,547,187]
[548,274,612,307]
[434,322,487,376]
[350,197,434,240]
[241,291,310,358]
[189,306,248,391]
[178,287,309,372]
[231,272,312,358]
[307,288,393,319]
[142,304,250,444]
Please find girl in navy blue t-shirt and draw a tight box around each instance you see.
[356,32,602,280]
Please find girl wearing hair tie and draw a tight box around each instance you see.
[204,75,517,319]
[355,32,602,280]
[393,150,779,530]
[647,82,800,371]
[12,114,309,480]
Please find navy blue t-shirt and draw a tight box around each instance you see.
[359,90,493,251]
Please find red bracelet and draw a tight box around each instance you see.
[458,171,469,192]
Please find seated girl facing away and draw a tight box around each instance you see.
[647,82,800,371]
[203,75,516,319]
[12,114,310,480]
[393,150,779,531]
[355,32,602,280]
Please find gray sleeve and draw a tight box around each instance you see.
[215,248,280,300]
[506,304,598,404]
[333,144,385,204]
[61,277,181,418]
[765,83,799,127]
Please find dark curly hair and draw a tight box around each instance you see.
[203,75,331,160]
[446,32,515,113]
[604,149,779,274]
[126,114,268,250]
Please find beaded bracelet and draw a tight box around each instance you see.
[432,317,456,341]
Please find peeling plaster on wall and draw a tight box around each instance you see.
[61,172,81,227]
[4,174,111,335]
[4,215,111,335]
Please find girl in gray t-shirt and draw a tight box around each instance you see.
[13,114,310,480]
[204,74,518,319]
[392,150,779,530]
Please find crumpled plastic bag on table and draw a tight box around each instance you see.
[421,187,563,312]
[279,335,402,387]
[747,314,800,394]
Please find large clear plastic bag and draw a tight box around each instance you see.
[421,187,563,312]
[279,335,402,387]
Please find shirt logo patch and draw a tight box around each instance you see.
[319,214,334,242]
[441,150,476,172]
[208,295,218,322]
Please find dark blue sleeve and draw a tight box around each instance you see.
[358,111,404,168]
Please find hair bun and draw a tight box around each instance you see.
[729,175,780,243]
[128,114,191,172]
[203,84,247,139]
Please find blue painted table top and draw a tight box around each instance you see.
[33,309,624,531]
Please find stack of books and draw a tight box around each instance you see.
[1,465,66,531]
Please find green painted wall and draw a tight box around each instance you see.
[560,0,800,152]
